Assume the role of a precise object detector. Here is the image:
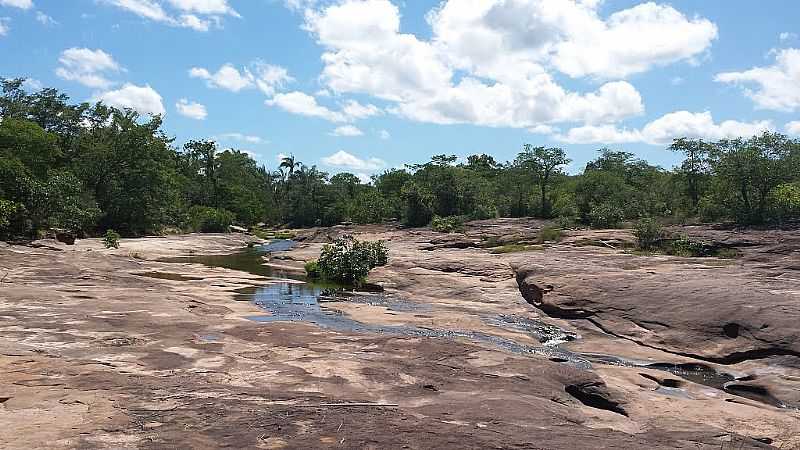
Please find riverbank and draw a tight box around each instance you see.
[1,221,798,449]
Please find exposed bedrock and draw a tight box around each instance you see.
[512,262,800,365]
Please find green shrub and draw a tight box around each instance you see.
[304,260,320,278]
[697,196,727,223]
[358,239,389,267]
[188,206,235,233]
[103,229,120,249]
[315,236,389,285]
[633,218,663,250]
[668,236,706,257]
[555,215,577,229]
[431,215,465,233]
[588,203,624,228]
[537,226,563,243]
[771,183,800,222]
[0,199,19,231]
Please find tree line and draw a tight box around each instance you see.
[1,78,798,239]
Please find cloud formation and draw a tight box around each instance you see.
[55,47,123,89]
[330,125,364,136]
[298,0,717,130]
[190,62,293,95]
[715,48,800,112]
[0,0,32,9]
[95,83,166,116]
[786,121,800,136]
[266,92,381,123]
[556,111,773,145]
[102,0,237,31]
[321,150,385,171]
[176,98,207,119]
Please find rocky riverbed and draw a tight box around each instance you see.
[1,219,798,449]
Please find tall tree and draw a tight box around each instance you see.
[669,137,711,208]
[516,145,571,217]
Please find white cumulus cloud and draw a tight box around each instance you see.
[190,62,293,95]
[55,47,123,89]
[95,83,165,116]
[715,48,800,112]
[556,111,773,145]
[217,133,264,144]
[321,150,385,171]
[302,0,672,130]
[0,0,33,9]
[0,18,8,36]
[429,0,717,80]
[176,98,207,119]
[102,0,236,31]
[786,121,800,136]
[330,125,364,136]
[166,0,238,16]
[379,129,390,140]
[267,91,345,122]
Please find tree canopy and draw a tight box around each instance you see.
[1,77,798,240]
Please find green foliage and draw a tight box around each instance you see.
[588,202,624,228]
[633,218,663,250]
[0,77,798,242]
[555,215,577,229]
[0,199,19,232]
[430,215,465,233]
[351,189,390,224]
[401,181,433,227]
[516,145,571,217]
[188,206,235,233]
[103,229,120,249]
[667,236,707,257]
[537,226,563,242]
[697,196,727,223]
[359,240,389,268]
[315,236,388,285]
[770,183,800,221]
[304,260,320,278]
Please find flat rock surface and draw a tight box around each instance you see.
[1,221,798,449]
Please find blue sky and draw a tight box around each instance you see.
[1,0,799,179]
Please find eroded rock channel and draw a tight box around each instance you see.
[159,238,799,412]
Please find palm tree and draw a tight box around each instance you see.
[279,154,299,180]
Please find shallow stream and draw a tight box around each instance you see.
[152,240,791,409]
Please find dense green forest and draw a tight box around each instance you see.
[1,78,798,239]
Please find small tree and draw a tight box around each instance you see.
[633,217,663,250]
[307,236,388,286]
[103,229,120,249]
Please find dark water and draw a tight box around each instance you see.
[156,240,792,409]
[158,239,300,279]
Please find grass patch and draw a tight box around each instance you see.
[537,226,563,243]
[431,215,465,233]
[252,227,297,240]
